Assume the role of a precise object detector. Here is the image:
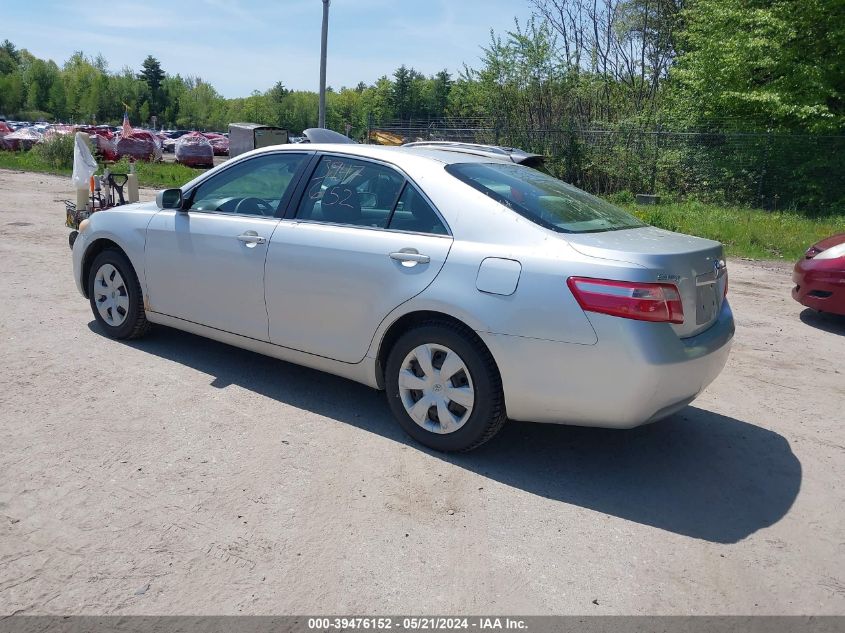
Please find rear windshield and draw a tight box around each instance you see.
[445,162,644,233]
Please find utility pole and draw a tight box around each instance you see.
[318,0,330,128]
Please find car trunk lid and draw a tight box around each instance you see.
[563,226,727,338]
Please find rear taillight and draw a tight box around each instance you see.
[567,277,685,324]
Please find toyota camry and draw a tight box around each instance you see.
[72,142,734,451]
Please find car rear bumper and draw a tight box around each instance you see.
[480,299,734,427]
[792,258,845,316]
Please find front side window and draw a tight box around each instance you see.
[445,162,644,233]
[296,156,404,228]
[189,153,306,216]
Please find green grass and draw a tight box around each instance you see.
[1,149,842,260]
[109,158,202,189]
[0,150,203,189]
[620,199,845,260]
[0,149,73,178]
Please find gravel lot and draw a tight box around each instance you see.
[0,168,843,615]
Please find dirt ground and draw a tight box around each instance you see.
[0,168,843,615]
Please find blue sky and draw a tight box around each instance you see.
[4,0,536,97]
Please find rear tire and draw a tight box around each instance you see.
[88,249,150,340]
[385,321,506,452]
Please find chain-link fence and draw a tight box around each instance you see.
[368,118,845,214]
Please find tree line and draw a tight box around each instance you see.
[1,0,842,210]
[0,41,457,138]
[2,0,841,136]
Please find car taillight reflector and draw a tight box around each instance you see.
[567,277,685,324]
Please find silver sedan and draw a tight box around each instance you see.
[72,142,733,451]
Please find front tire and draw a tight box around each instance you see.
[385,322,506,452]
[88,249,150,340]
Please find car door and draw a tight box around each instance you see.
[265,153,453,363]
[145,152,310,341]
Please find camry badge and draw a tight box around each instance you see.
[657,273,681,282]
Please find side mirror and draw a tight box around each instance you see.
[156,188,184,210]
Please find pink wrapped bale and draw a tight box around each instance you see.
[176,132,214,167]
[115,129,162,162]
[0,122,12,150]
[43,124,76,140]
[203,132,229,156]
[3,126,43,151]
[91,133,119,162]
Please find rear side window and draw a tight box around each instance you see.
[297,156,404,228]
[388,186,448,235]
[445,162,644,233]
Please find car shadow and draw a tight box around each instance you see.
[89,322,802,544]
[799,308,845,336]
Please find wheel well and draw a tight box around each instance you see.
[81,238,125,298]
[375,310,495,389]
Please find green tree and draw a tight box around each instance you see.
[327,87,363,136]
[138,55,165,117]
[429,70,452,118]
[361,76,395,123]
[268,81,287,104]
[391,65,412,119]
[277,90,319,132]
[24,59,59,113]
[62,51,102,121]
[0,39,20,75]
[177,77,225,129]
[671,0,845,132]
[160,75,187,127]
[139,101,151,125]
[0,73,24,115]
[47,76,67,119]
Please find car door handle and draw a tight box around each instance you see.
[390,251,430,265]
[237,232,266,245]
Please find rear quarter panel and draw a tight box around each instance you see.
[366,189,659,354]
[401,233,675,345]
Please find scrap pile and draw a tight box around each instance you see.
[42,125,76,140]
[112,113,161,161]
[0,121,12,149]
[175,132,214,167]
[203,132,229,156]
[3,126,43,150]
[114,129,162,162]
[1,117,227,166]
[78,126,119,161]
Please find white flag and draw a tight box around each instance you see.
[72,132,98,190]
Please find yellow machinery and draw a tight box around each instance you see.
[368,130,405,146]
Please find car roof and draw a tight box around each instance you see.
[402,141,544,165]
[179,142,508,195]
[261,142,513,166]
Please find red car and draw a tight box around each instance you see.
[202,132,229,156]
[792,233,845,315]
[175,132,214,167]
